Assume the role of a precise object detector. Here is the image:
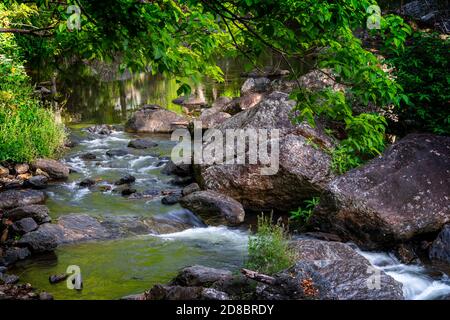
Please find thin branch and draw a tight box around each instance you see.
[241,268,276,285]
[0,25,55,37]
[203,0,341,86]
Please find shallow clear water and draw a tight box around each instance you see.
[12,228,247,300]
[11,128,248,299]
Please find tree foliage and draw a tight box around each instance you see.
[3,0,443,171]
[0,3,65,162]
[385,31,450,135]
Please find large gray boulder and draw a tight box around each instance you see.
[0,190,46,210]
[196,91,334,212]
[180,191,245,226]
[125,104,187,133]
[309,134,450,249]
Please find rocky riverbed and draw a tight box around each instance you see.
[1,70,450,300]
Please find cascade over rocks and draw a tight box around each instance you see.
[125,104,187,133]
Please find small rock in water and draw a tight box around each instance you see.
[24,175,49,189]
[180,191,245,226]
[0,247,31,266]
[97,185,112,192]
[114,175,136,186]
[162,193,182,205]
[162,160,192,177]
[87,124,114,135]
[106,149,128,157]
[121,188,137,196]
[128,189,160,200]
[49,273,68,284]
[79,178,96,187]
[80,153,97,161]
[155,161,166,167]
[4,205,51,224]
[128,139,158,149]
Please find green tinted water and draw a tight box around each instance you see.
[12,231,247,300]
[10,128,248,300]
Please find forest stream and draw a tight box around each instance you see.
[7,63,450,300]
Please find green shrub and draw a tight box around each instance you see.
[290,197,320,224]
[385,32,450,135]
[0,53,65,163]
[246,214,295,275]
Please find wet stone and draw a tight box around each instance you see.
[106,149,128,157]
[114,175,136,186]
[79,178,96,187]
[80,153,97,161]
[12,217,39,234]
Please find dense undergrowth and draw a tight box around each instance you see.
[246,214,295,275]
[0,4,65,163]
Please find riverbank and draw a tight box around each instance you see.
[2,109,449,300]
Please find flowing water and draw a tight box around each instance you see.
[359,250,450,300]
[11,56,450,300]
[11,129,249,300]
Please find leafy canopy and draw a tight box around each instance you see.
[1,0,415,170]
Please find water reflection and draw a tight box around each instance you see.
[53,59,248,124]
